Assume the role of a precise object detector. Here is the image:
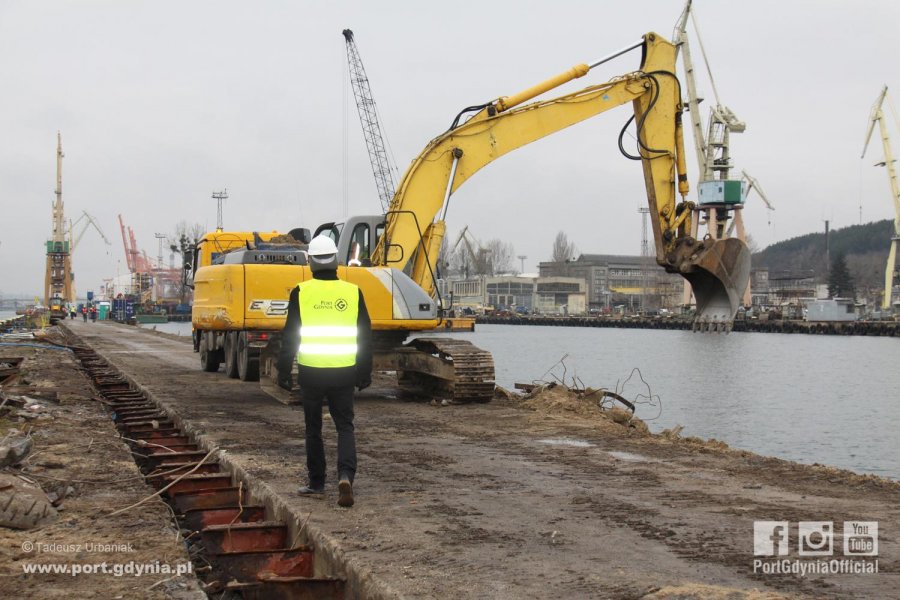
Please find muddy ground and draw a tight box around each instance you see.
[8,318,900,599]
[0,329,203,599]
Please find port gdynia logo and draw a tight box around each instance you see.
[752,521,879,576]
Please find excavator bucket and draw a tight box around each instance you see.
[680,238,751,333]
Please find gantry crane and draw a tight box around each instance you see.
[342,28,398,213]
[44,132,72,317]
[862,85,900,310]
[673,0,766,308]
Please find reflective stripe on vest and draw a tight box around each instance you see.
[296,279,359,368]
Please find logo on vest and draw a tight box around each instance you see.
[335,298,348,312]
[313,301,333,310]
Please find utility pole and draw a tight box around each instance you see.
[212,189,228,231]
[638,207,651,312]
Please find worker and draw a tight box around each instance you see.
[69,306,76,320]
[90,306,98,322]
[82,305,88,322]
[276,235,372,508]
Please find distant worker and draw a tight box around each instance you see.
[277,235,372,508]
[90,306,98,322]
[82,305,88,322]
[70,306,76,320]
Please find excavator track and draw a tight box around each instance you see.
[398,338,495,403]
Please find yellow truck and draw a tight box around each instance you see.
[190,228,494,401]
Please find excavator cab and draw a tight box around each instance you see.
[315,217,386,268]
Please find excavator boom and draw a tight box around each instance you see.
[373,32,749,330]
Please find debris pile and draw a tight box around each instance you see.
[501,382,650,434]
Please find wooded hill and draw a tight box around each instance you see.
[752,219,893,289]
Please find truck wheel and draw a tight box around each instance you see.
[200,333,221,372]
[237,332,260,382]
[224,332,239,379]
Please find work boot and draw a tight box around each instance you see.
[297,484,324,496]
[337,477,354,507]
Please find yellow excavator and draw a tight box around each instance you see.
[191,31,750,402]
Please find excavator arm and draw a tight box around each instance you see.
[373,32,749,330]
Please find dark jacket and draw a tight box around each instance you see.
[276,270,373,387]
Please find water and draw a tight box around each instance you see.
[149,321,900,479]
[426,325,900,480]
[139,321,193,337]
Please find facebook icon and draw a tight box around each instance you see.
[754,521,790,556]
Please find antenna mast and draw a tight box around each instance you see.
[212,189,228,231]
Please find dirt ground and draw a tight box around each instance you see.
[14,319,900,599]
[0,328,203,599]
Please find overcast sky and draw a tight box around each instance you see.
[1,0,898,298]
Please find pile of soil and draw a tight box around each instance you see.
[503,382,650,434]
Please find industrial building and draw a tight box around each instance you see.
[538,254,683,312]
[447,275,586,315]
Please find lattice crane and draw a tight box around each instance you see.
[862,85,900,310]
[343,29,398,213]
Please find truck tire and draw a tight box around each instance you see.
[237,331,260,382]
[224,332,239,379]
[200,333,222,372]
[0,477,58,530]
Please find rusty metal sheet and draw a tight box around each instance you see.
[172,487,247,513]
[211,548,314,582]
[164,474,232,497]
[201,522,288,554]
[148,463,221,486]
[181,505,266,531]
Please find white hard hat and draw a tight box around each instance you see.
[307,235,338,257]
[307,235,339,272]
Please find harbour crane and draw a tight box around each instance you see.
[117,214,152,274]
[740,169,775,225]
[451,226,493,277]
[44,132,72,318]
[69,210,112,253]
[673,0,762,307]
[861,85,900,310]
[342,29,398,213]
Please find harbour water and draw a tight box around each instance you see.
[144,321,899,480]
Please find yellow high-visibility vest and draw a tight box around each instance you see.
[296,279,359,368]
